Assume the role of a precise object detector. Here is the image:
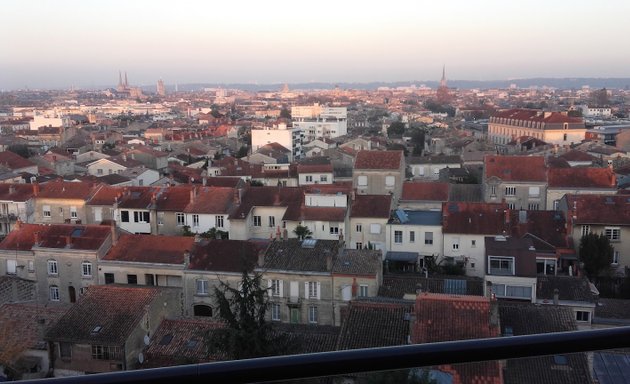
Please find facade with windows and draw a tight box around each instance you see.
[353,150,405,200]
[546,167,617,211]
[33,181,96,224]
[385,209,443,270]
[488,109,586,146]
[349,195,392,252]
[0,222,113,304]
[482,155,547,211]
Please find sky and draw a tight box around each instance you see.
[2,0,630,89]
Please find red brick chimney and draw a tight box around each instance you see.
[110,220,117,246]
[33,231,40,245]
[32,183,39,196]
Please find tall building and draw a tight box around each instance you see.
[251,123,303,161]
[157,79,166,96]
[436,65,451,104]
[291,104,347,142]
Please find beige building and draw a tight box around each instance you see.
[33,181,98,224]
[353,150,405,200]
[483,155,547,211]
[488,109,585,146]
[349,194,392,251]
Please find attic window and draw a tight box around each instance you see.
[159,334,174,346]
[503,326,513,337]
[186,339,198,349]
[91,326,102,334]
[553,355,568,365]
[71,228,83,238]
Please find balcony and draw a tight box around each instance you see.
[286,296,301,307]
[17,326,630,384]
[0,213,17,221]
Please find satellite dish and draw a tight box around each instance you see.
[144,335,150,345]
[138,353,144,364]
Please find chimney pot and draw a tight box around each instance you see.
[111,220,118,245]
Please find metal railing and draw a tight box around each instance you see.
[19,326,630,384]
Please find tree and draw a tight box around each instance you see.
[206,269,273,360]
[236,145,248,158]
[279,108,291,119]
[387,121,406,136]
[579,232,614,277]
[7,144,30,158]
[293,224,312,240]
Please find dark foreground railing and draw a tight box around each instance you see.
[21,326,630,384]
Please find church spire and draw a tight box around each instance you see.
[118,71,123,87]
[124,72,128,87]
[440,65,447,87]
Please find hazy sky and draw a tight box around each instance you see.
[2,0,630,89]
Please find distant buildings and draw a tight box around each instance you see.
[251,123,302,161]
[488,109,586,146]
[291,104,348,141]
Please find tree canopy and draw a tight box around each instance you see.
[579,232,614,277]
[293,224,312,240]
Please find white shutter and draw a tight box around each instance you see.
[290,281,299,299]
[7,260,17,274]
[267,279,272,296]
[304,282,309,299]
[279,280,284,297]
[316,282,321,300]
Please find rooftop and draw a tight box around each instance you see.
[354,150,403,170]
[484,155,547,182]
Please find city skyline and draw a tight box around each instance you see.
[2,0,630,89]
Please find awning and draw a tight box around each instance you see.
[385,251,419,262]
[560,253,578,260]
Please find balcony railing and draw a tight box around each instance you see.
[18,326,630,384]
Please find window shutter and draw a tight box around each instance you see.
[267,279,272,296]
[279,280,284,297]
[316,282,321,300]
[304,282,309,299]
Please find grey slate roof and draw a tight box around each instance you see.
[333,249,382,275]
[536,275,597,303]
[378,274,484,298]
[261,239,340,273]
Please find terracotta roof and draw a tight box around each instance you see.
[144,318,225,367]
[283,205,347,222]
[188,240,261,272]
[354,150,403,170]
[401,182,449,201]
[103,234,194,264]
[412,293,499,343]
[0,223,111,251]
[548,167,616,188]
[492,109,584,124]
[200,177,244,188]
[0,302,68,363]
[116,186,155,209]
[594,298,630,321]
[272,324,340,354]
[510,210,570,249]
[350,194,391,218]
[155,185,194,211]
[297,157,334,174]
[184,187,235,214]
[0,151,36,170]
[36,180,97,200]
[87,185,122,206]
[378,274,484,299]
[484,155,547,182]
[442,202,508,235]
[0,183,35,202]
[565,194,630,225]
[45,285,166,345]
[261,239,340,273]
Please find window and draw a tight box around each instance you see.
[81,262,92,278]
[70,206,78,219]
[553,200,560,210]
[320,175,327,182]
[488,256,515,275]
[104,273,114,284]
[409,231,415,243]
[505,186,516,196]
[271,303,281,321]
[157,212,164,225]
[97,168,103,175]
[91,345,122,360]
[133,211,149,223]
[215,215,224,228]
[394,230,403,243]
[356,224,362,232]
[528,187,540,197]
[145,274,155,286]
[425,232,433,245]
[196,279,208,295]
[308,305,318,324]
[452,237,460,250]
[60,343,72,361]
[605,227,621,242]
[356,242,363,249]
[506,285,532,299]
[43,205,51,218]
[385,176,395,187]
[269,216,275,228]
[613,251,620,265]
[576,311,590,322]
[357,175,367,187]
[253,215,261,227]
[176,213,185,226]
[359,284,368,297]
[471,239,476,247]
[306,281,320,299]
[47,260,58,275]
[127,274,138,285]
[49,286,60,301]
[121,210,129,223]
[28,260,34,272]
[528,203,539,210]
[370,223,381,234]
[490,185,496,196]
[192,214,199,227]
[507,203,516,210]
[305,175,313,182]
[270,279,282,297]
[330,225,339,235]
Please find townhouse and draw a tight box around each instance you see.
[546,167,617,210]
[385,209,443,272]
[348,194,392,251]
[483,155,547,210]
[398,181,449,210]
[0,184,36,236]
[33,181,98,224]
[407,155,461,181]
[353,150,405,200]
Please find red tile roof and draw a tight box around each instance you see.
[0,183,35,202]
[558,149,596,162]
[188,239,262,272]
[36,180,97,200]
[354,150,403,170]
[155,185,194,211]
[442,202,508,235]
[401,182,449,201]
[284,206,347,222]
[492,109,583,124]
[103,234,194,264]
[484,155,547,182]
[565,194,630,225]
[0,150,37,170]
[350,195,391,218]
[0,223,111,251]
[547,167,616,188]
[87,184,121,206]
[184,187,235,214]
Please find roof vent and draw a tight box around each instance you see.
[91,325,102,335]
[494,235,507,241]
[301,239,317,248]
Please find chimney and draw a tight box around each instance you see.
[9,185,15,195]
[122,153,127,162]
[326,252,333,271]
[194,233,201,243]
[110,220,117,246]
[553,288,559,305]
[14,218,21,230]
[351,277,358,298]
[190,187,196,203]
[233,188,240,204]
[33,183,39,196]
[282,228,288,240]
[33,231,40,245]
[202,177,207,186]
[65,235,72,247]
[276,226,281,240]
[184,250,191,267]
[338,228,344,245]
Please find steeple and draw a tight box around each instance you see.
[118,71,123,87]
[440,65,447,88]
[124,72,128,87]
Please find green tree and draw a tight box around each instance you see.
[206,269,273,360]
[279,108,291,119]
[7,144,30,158]
[236,145,248,158]
[387,121,406,136]
[293,224,312,240]
[579,232,614,277]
